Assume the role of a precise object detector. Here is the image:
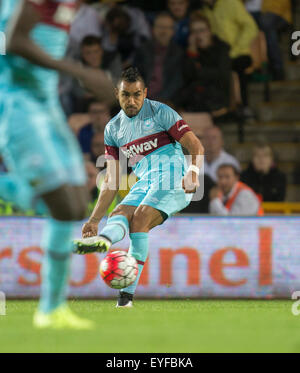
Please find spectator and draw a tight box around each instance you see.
[245,0,263,25]
[61,35,121,115]
[167,0,191,48]
[259,0,292,80]
[67,0,102,59]
[80,35,122,82]
[85,161,99,201]
[202,126,240,182]
[201,0,258,117]
[180,173,216,213]
[134,12,184,103]
[101,6,151,67]
[176,12,231,115]
[209,164,264,215]
[91,132,105,164]
[78,100,111,156]
[240,143,287,201]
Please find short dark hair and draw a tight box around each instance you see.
[118,67,145,87]
[217,163,240,177]
[154,11,174,24]
[190,11,211,29]
[80,35,102,48]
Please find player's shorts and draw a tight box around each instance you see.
[119,172,193,219]
[0,92,86,196]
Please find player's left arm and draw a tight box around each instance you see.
[179,131,205,194]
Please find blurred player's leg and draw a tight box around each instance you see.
[34,185,94,330]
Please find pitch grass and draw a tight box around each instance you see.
[0,299,300,353]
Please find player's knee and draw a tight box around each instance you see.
[130,210,150,232]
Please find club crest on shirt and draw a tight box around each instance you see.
[143,118,154,131]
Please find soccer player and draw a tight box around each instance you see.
[74,67,204,307]
[0,0,114,328]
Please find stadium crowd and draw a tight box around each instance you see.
[0,0,297,216]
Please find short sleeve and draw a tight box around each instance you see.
[104,125,119,160]
[158,104,191,142]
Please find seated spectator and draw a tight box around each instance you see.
[67,1,102,59]
[259,0,292,80]
[90,132,105,164]
[60,35,121,116]
[134,12,184,103]
[176,13,231,115]
[202,126,240,182]
[209,164,264,215]
[201,0,258,118]
[180,173,216,214]
[167,0,191,48]
[101,6,151,68]
[78,101,111,156]
[240,143,287,201]
[85,160,99,201]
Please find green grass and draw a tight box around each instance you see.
[0,299,299,353]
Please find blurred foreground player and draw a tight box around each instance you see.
[74,67,204,307]
[0,0,114,329]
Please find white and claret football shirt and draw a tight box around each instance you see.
[104,99,192,180]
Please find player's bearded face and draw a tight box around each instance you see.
[117,81,147,118]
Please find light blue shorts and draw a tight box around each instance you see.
[119,172,193,218]
[0,92,86,196]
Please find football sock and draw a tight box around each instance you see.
[39,219,74,313]
[99,215,129,244]
[121,232,149,295]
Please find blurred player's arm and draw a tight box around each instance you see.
[82,160,120,238]
[6,0,115,104]
[179,132,204,194]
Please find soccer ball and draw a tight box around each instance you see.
[99,251,138,289]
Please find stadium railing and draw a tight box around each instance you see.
[262,202,300,215]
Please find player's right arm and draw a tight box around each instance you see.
[6,0,115,104]
[82,159,120,238]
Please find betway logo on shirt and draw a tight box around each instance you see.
[121,138,158,158]
[119,132,173,163]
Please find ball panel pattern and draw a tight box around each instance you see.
[99,251,139,289]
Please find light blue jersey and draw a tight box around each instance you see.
[0,0,85,196]
[105,99,193,217]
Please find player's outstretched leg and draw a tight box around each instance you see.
[73,214,129,254]
[116,232,148,308]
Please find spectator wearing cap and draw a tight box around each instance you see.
[134,12,184,103]
[202,126,240,182]
[176,12,231,115]
[209,164,264,215]
[240,142,286,201]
